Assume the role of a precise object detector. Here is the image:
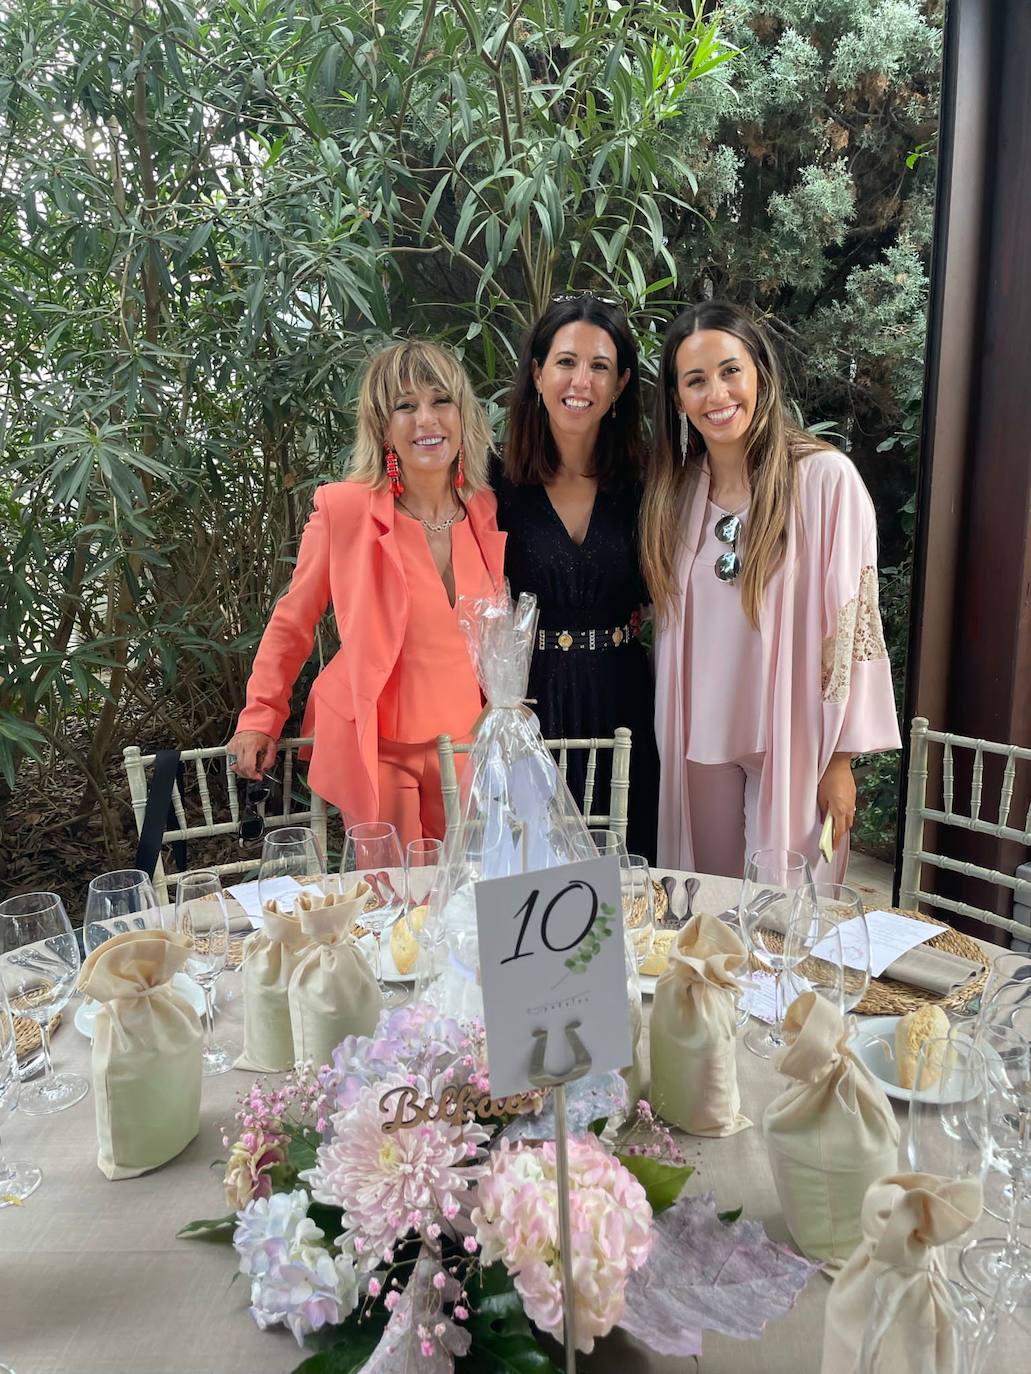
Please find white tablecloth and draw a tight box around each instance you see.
[1,871,1025,1373]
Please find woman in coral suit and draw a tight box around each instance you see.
[228,340,505,847]
[641,302,900,879]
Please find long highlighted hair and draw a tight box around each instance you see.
[641,302,831,626]
[349,340,492,494]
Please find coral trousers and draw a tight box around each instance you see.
[377,736,471,851]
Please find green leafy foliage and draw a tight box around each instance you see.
[465,1262,563,1374]
[615,1153,694,1213]
[176,1213,237,1242]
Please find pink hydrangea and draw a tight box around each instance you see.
[471,1136,653,1352]
[303,1076,489,1269]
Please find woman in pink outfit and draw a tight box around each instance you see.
[641,303,901,879]
[227,341,505,848]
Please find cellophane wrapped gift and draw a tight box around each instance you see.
[649,912,751,1136]
[288,884,382,1069]
[763,991,900,1266]
[78,929,202,1180]
[236,900,311,1072]
[821,1172,983,1374]
[414,588,637,1051]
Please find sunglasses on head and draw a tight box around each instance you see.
[550,290,625,310]
[237,774,280,846]
[714,512,742,583]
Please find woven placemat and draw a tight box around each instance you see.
[748,907,988,1016]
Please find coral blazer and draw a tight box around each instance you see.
[235,481,506,824]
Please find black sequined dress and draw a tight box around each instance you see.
[492,464,659,862]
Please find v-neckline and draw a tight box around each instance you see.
[540,484,599,550]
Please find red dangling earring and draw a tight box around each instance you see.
[384,442,404,496]
[455,445,465,489]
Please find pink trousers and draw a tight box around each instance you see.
[684,754,849,881]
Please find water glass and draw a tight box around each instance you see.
[175,871,236,1075]
[906,1036,990,1180]
[343,822,407,1004]
[977,952,1031,1025]
[737,848,815,1058]
[0,892,88,1113]
[0,979,42,1205]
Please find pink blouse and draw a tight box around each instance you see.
[684,501,765,763]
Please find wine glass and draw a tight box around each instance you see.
[342,822,407,1005]
[737,848,815,1058]
[622,854,655,972]
[977,953,1031,1025]
[405,838,443,964]
[0,893,88,1114]
[0,978,42,1204]
[257,826,326,912]
[175,871,236,1075]
[587,828,629,862]
[960,1024,1031,1306]
[83,870,163,953]
[976,980,1031,1229]
[783,911,846,1015]
[906,1036,990,1180]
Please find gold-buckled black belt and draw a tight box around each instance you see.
[537,625,632,652]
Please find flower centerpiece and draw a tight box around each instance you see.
[182,1004,815,1371]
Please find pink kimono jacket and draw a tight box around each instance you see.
[654,449,902,878]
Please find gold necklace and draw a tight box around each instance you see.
[395,498,462,533]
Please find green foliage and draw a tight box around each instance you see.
[615,1153,694,1212]
[0,0,938,862]
[465,1262,563,1374]
[176,1213,237,1241]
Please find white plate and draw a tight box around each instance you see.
[74,973,207,1040]
[852,1016,992,1104]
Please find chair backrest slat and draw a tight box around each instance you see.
[121,737,333,905]
[900,716,1031,942]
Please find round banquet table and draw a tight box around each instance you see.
[1,870,1027,1374]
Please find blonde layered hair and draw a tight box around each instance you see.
[641,303,832,628]
[349,340,493,493]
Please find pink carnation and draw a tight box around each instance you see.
[303,1077,488,1270]
[471,1136,653,1352]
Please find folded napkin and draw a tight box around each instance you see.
[821,1172,983,1374]
[650,912,751,1137]
[288,884,382,1069]
[79,930,202,1180]
[236,899,311,1072]
[764,991,900,1266]
[754,906,981,997]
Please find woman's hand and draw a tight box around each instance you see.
[817,752,856,850]
[227,730,277,781]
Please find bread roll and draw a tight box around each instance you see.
[640,930,676,978]
[895,1004,951,1089]
[389,903,428,976]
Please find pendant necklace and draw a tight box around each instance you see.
[396,498,462,533]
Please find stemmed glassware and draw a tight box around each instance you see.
[783,910,846,1013]
[343,822,407,1005]
[906,1035,990,1180]
[977,953,1031,1026]
[83,870,163,954]
[976,979,1031,1229]
[960,1024,1031,1306]
[175,871,236,1075]
[257,827,326,910]
[622,854,655,973]
[0,979,41,1204]
[405,838,444,966]
[0,892,88,1114]
[809,883,871,1014]
[737,848,816,1058]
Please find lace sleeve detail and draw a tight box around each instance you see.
[821,565,889,704]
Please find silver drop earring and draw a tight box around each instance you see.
[679,412,689,463]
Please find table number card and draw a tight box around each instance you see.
[474,856,632,1099]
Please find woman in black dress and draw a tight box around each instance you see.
[494,296,659,861]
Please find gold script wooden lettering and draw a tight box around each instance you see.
[379,1082,538,1133]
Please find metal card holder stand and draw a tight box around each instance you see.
[528,1018,593,1374]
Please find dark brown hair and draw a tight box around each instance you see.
[504,297,645,488]
[641,301,831,624]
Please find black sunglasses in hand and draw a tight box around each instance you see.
[238,774,280,845]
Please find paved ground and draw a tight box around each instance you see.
[848,848,894,908]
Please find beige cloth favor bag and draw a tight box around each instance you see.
[649,912,751,1136]
[79,930,202,1181]
[821,1172,983,1374]
[764,991,900,1266]
[236,900,311,1072]
[288,884,382,1069]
